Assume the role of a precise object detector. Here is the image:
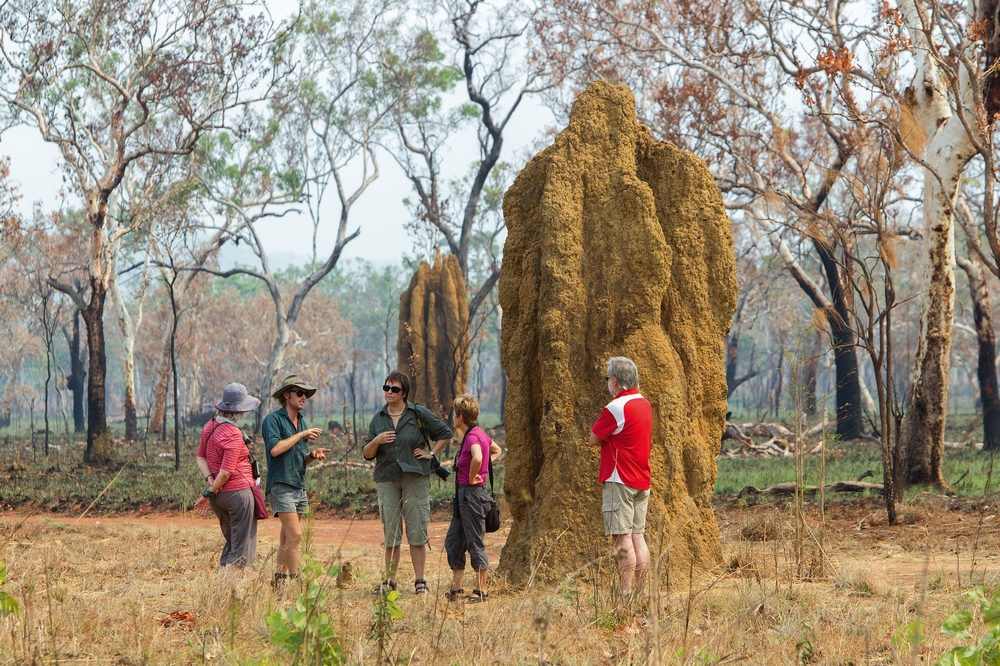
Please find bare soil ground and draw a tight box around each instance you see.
[2,497,1000,664]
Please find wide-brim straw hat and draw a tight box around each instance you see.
[213,383,261,413]
[272,374,317,400]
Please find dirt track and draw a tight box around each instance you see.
[7,497,1000,586]
[8,513,510,563]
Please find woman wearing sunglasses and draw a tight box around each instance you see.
[363,371,453,594]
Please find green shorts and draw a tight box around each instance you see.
[602,482,649,536]
[268,482,308,515]
[376,473,430,548]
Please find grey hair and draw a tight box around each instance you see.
[216,409,245,421]
[606,357,639,390]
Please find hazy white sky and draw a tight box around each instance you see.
[1,0,556,268]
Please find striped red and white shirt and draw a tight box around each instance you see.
[591,388,652,490]
[198,418,254,492]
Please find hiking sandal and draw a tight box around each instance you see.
[371,579,397,595]
[414,579,429,594]
[444,588,464,602]
[466,589,488,603]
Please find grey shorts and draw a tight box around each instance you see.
[377,473,430,548]
[268,482,308,515]
[602,482,649,535]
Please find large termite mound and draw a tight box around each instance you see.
[397,253,470,417]
[497,81,738,585]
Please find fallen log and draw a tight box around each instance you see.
[944,441,984,451]
[739,480,885,497]
[310,460,375,471]
[723,422,752,444]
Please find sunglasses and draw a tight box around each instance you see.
[382,385,403,393]
[289,389,308,398]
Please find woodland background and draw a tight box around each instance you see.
[0,0,998,518]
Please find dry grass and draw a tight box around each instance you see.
[2,503,1000,665]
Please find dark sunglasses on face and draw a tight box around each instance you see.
[290,389,307,398]
[382,385,403,393]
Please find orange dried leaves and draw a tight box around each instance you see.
[818,46,853,75]
[157,610,196,630]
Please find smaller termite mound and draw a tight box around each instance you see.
[498,80,738,586]
[397,252,470,418]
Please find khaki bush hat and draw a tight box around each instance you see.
[272,374,317,400]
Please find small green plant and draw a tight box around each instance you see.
[0,562,19,616]
[935,586,1000,665]
[369,586,404,663]
[796,622,817,664]
[892,617,925,655]
[266,560,344,665]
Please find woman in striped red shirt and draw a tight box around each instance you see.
[193,383,261,567]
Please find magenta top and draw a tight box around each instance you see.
[455,427,491,486]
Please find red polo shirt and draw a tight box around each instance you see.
[591,388,652,490]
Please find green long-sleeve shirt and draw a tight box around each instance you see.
[365,402,453,482]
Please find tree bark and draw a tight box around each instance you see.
[815,239,865,439]
[82,276,113,464]
[958,254,1000,450]
[894,0,977,491]
[66,309,87,433]
[0,354,21,428]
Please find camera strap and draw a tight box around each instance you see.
[454,429,470,498]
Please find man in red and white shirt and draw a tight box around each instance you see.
[590,356,652,597]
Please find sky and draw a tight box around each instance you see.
[0,0,557,270]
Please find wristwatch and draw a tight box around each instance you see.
[202,488,218,500]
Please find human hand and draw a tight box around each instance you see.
[376,430,396,446]
[413,447,432,460]
[470,473,484,485]
[301,428,323,441]
[194,495,212,516]
[310,448,332,461]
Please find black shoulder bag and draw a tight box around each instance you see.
[484,456,501,533]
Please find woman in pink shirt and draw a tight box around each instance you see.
[193,383,261,567]
[444,394,502,603]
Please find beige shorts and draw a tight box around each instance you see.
[602,482,649,536]
[377,473,431,547]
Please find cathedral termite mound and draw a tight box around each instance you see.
[397,252,470,418]
[497,80,738,585]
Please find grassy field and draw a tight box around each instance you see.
[3,417,1000,663]
[4,500,1000,663]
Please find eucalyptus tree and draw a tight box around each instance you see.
[194,0,401,400]
[385,0,553,318]
[0,0,278,463]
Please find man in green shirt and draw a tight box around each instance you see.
[263,374,330,586]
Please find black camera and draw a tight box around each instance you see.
[430,454,451,480]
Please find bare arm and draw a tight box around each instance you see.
[589,432,604,447]
[269,428,322,457]
[489,441,501,463]
[193,469,231,515]
[196,456,214,484]
[364,430,395,460]
[469,444,484,482]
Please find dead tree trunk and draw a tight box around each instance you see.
[816,240,864,439]
[958,253,1000,450]
[66,308,87,433]
[81,273,113,464]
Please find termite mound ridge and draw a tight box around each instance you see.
[497,80,738,585]
[397,252,470,418]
